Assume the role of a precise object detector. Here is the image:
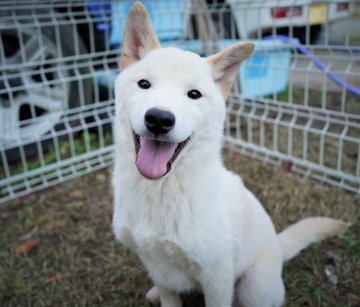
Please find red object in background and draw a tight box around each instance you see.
[271,6,303,19]
[336,2,349,11]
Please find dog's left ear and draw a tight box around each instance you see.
[120,1,160,70]
[207,42,254,98]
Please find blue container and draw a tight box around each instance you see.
[221,40,292,99]
[109,0,185,46]
[95,1,292,99]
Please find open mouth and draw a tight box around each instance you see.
[133,132,190,180]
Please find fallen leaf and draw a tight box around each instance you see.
[15,239,39,255]
[28,219,42,229]
[116,282,125,290]
[69,190,83,199]
[45,274,61,284]
[42,220,63,232]
[347,293,360,306]
[282,160,293,173]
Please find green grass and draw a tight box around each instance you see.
[1,131,113,180]
[226,87,359,189]
[273,87,359,115]
[0,151,359,307]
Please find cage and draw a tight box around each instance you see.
[0,0,359,204]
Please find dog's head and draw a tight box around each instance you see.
[114,1,254,180]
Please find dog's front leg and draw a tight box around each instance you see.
[154,285,182,307]
[199,261,234,307]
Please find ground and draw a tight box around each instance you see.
[0,151,359,307]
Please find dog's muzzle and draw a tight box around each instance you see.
[132,107,190,180]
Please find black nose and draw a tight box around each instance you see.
[144,108,176,135]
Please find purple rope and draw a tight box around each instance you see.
[263,35,360,97]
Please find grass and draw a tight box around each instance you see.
[272,87,359,115]
[226,87,359,191]
[0,150,359,307]
[1,130,113,180]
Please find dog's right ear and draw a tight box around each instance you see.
[120,1,160,70]
[207,43,254,98]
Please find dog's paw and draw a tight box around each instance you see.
[146,286,160,305]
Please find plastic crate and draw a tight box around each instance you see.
[221,39,292,99]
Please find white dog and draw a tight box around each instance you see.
[112,2,348,307]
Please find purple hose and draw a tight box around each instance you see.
[263,35,360,97]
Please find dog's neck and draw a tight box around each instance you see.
[114,152,222,234]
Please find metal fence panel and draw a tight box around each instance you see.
[1,0,359,204]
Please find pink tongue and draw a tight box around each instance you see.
[136,137,178,179]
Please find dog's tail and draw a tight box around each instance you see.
[278,217,349,262]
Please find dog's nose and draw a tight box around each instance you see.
[144,108,175,135]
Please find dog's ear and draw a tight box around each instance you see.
[207,43,254,98]
[120,1,160,70]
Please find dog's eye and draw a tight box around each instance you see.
[187,89,202,99]
[138,79,151,89]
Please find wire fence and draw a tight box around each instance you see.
[0,0,359,204]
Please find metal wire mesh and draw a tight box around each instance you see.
[0,0,359,204]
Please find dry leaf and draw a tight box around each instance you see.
[282,160,293,173]
[116,282,125,290]
[45,274,61,284]
[347,293,360,306]
[15,239,39,255]
[42,220,63,232]
[69,190,83,199]
[28,219,42,229]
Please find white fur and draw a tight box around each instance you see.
[112,3,348,307]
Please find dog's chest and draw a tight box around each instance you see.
[114,178,215,279]
[121,226,201,275]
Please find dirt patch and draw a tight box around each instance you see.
[0,152,359,306]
